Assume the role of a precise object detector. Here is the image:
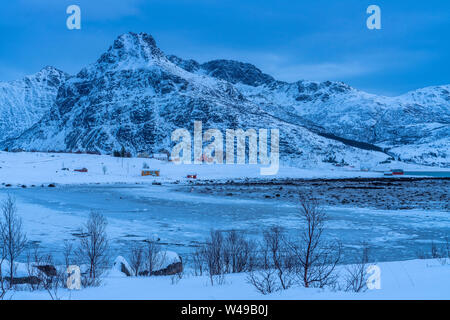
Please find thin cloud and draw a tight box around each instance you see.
[169,44,432,84]
[264,61,374,82]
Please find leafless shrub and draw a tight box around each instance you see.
[0,240,7,299]
[129,243,145,276]
[191,230,257,281]
[26,244,44,291]
[63,240,74,269]
[76,211,109,286]
[245,227,296,294]
[262,227,294,290]
[152,250,167,274]
[437,237,450,265]
[223,230,256,273]
[142,239,160,276]
[246,269,280,295]
[344,242,370,292]
[24,244,64,299]
[171,257,185,285]
[0,195,27,289]
[445,237,450,259]
[289,196,341,288]
[43,266,65,300]
[192,247,205,276]
[203,230,226,285]
[415,249,427,260]
[431,241,440,259]
[443,237,450,265]
[102,165,108,175]
[36,254,63,300]
[416,239,449,262]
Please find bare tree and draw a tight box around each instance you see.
[41,256,65,300]
[263,227,294,290]
[431,241,439,258]
[171,255,186,285]
[25,245,63,299]
[444,237,450,265]
[344,242,370,292]
[76,211,109,286]
[223,230,256,273]
[246,227,293,295]
[445,237,450,259]
[289,196,341,288]
[129,243,145,276]
[247,268,280,295]
[192,247,205,276]
[0,240,7,299]
[0,195,27,289]
[63,240,74,269]
[203,230,226,285]
[143,239,160,276]
[26,244,45,291]
[437,237,450,265]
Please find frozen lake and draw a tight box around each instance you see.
[0,184,449,264]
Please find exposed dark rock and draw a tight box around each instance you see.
[112,256,132,276]
[34,264,57,277]
[151,261,183,276]
[7,276,41,285]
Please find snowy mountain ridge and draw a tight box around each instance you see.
[0,32,448,167]
[0,66,68,142]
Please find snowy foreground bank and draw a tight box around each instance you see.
[0,151,443,186]
[5,259,449,300]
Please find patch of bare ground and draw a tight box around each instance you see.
[182,178,450,211]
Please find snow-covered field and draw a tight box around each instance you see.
[1,151,447,187]
[0,151,448,300]
[5,259,449,300]
[0,151,448,262]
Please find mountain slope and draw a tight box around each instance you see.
[2,32,448,167]
[169,56,449,166]
[0,66,68,142]
[2,32,387,168]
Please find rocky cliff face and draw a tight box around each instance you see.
[170,53,450,166]
[1,32,448,167]
[0,66,68,142]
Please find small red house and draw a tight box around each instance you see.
[74,168,88,173]
[187,174,197,179]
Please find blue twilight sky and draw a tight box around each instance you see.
[0,0,449,96]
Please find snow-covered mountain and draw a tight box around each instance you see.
[0,66,68,142]
[1,32,448,167]
[169,51,450,167]
[243,81,450,166]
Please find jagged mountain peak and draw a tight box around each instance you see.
[92,32,165,73]
[1,32,448,167]
[167,55,200,73]
[112,32,161,56]
[0,66,68,142]
[35,65,66,77]
[167,55,275,87]
[1,66,68,86]
[26,66,69,87]
[399,84,450,103]
[199,59,275,86]
[294,79,353,94]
